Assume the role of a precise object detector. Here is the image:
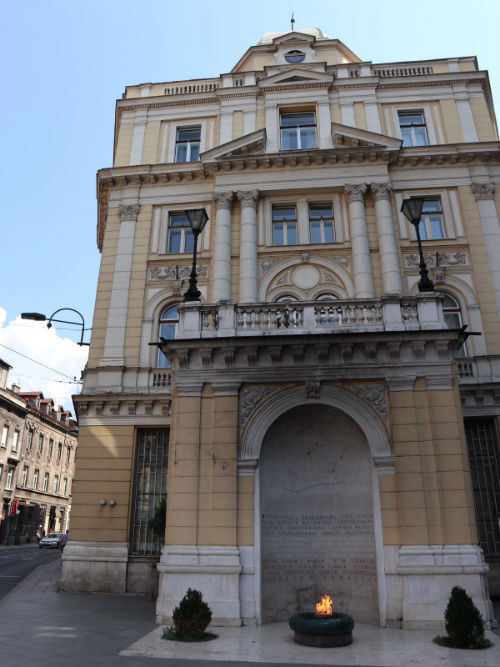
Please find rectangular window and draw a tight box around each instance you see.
[33,469,39,490]
[465,419,500,557]
[1,425,8,447]
[27,429,33,450]
[309,205,335,244]
[62,478,67,496]
[418,199,445,240]
[0,464,3,479]
[53,475,59,494]
[57,442,62,463]
[6,468,13,490]
[48,438,54,459]
[37,434,44,455]
[43,473,49,492]
[398,111,428,147]
[280,111,317,150]
[12,430,19,452]
[174,127,201,162]
[66,447,71,465]
[272,206,297,246]
[21,466,28,486]
[167,212,194,254]
[130,428,169,556]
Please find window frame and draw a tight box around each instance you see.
[43,473,49,492]
[279,110,317,150]
[309,204,335,244]
[390,104,439,145]
[48,438,54,459]
[1,425,8,448]
[167,212,195,254]
[21,465,28,487]
[174,126,201,163]
[418,198,445,240]
[442,294,467,357]
[272,205,298,246]
[12,430,19,452]
[398,110,429,147]
[157,305,179,368]
[6,468,13,490]
[33,468,39,490]
[56,442,63,463]
[37,434,44,455]
[53,474,59,494]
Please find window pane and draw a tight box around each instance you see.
[174,143,188,162]
[168,229,182,253]
[285,50,305,64]
[414,127,428,146]
[444,313,461,329]
[184,230,194,253]
[323,221,334,243]
[160,306,179,321]
[399,112,424,126]
[170,213,190,227]
[281,128,298,150]
[429,215,444,239]
[422,199,440,212]
[190,143,200,161]
[310,221,322,243]
[273,223,284,245]
[418,221,428,240]
[280,112,315,127]
[273,207,296,221]
[300,127,317,148]
[286,223,297,245]
[177,128,201,141]
[309,206,332,220]
[160,323,177,340]
[401,127,412,147]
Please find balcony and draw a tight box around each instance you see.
[176,295,447,340]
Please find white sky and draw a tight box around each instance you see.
[1,0,498,410]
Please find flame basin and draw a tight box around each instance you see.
[289,612,354,647]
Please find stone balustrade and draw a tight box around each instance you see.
[177,295,447,340]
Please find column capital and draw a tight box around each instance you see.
[119,204,140,221]
[371,183,392,201]
[472,183,495,200]
[237,190,259,209]
[213,191,234,210]
[344,184,367,203]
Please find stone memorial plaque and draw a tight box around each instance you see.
[260,405,379,624]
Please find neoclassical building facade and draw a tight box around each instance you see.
[61,28,500,629]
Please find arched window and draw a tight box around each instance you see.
[157,305,179,368]
[315,293,337,301]
[275,295,297,303]
[442,295,466,358]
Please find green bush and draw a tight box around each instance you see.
[147,496,166,537]
[434,586,491,649]
[172,588,212,640]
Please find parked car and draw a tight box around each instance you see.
[38,532,63,549]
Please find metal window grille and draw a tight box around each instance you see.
[464,418,500,557]
[130,428,169,556]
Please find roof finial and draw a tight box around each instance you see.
[291,12,295,31]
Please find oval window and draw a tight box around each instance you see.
[285,50,305,64]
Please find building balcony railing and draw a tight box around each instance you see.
[176,295,447,340]
[456,355,500,384]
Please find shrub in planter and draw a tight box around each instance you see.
[171,588,212,640]
[434,586,491,649]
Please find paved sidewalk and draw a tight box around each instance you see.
[0,557,498,667]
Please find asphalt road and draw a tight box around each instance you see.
[0,544,60,601]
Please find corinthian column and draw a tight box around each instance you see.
[372,184,403,296]
[212,192,234,302]
[345,184,375,298]
[237,190,259,303]
[472,183,500,312]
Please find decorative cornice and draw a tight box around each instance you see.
[344,183,367,203]
[213,191,234,211]
[371,183,392,201]
[119,204,140,221]
[472,182,495,200]
[237,190,259,208]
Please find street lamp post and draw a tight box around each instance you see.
[21,308,90,346]
[400,198,435,292]
[183,208,209,302]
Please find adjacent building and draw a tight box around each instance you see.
[61,28,499,630]
[0,359,78,543]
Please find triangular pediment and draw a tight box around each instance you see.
[259,68,332,88]
[272,31,316,46]
[200,129,267,162]
[331,122,402,149]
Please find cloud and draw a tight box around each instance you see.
[0,307,88,413]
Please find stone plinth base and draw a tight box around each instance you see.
[156,545,242,626]
[385,544,493,629]
[59,541,128,593]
